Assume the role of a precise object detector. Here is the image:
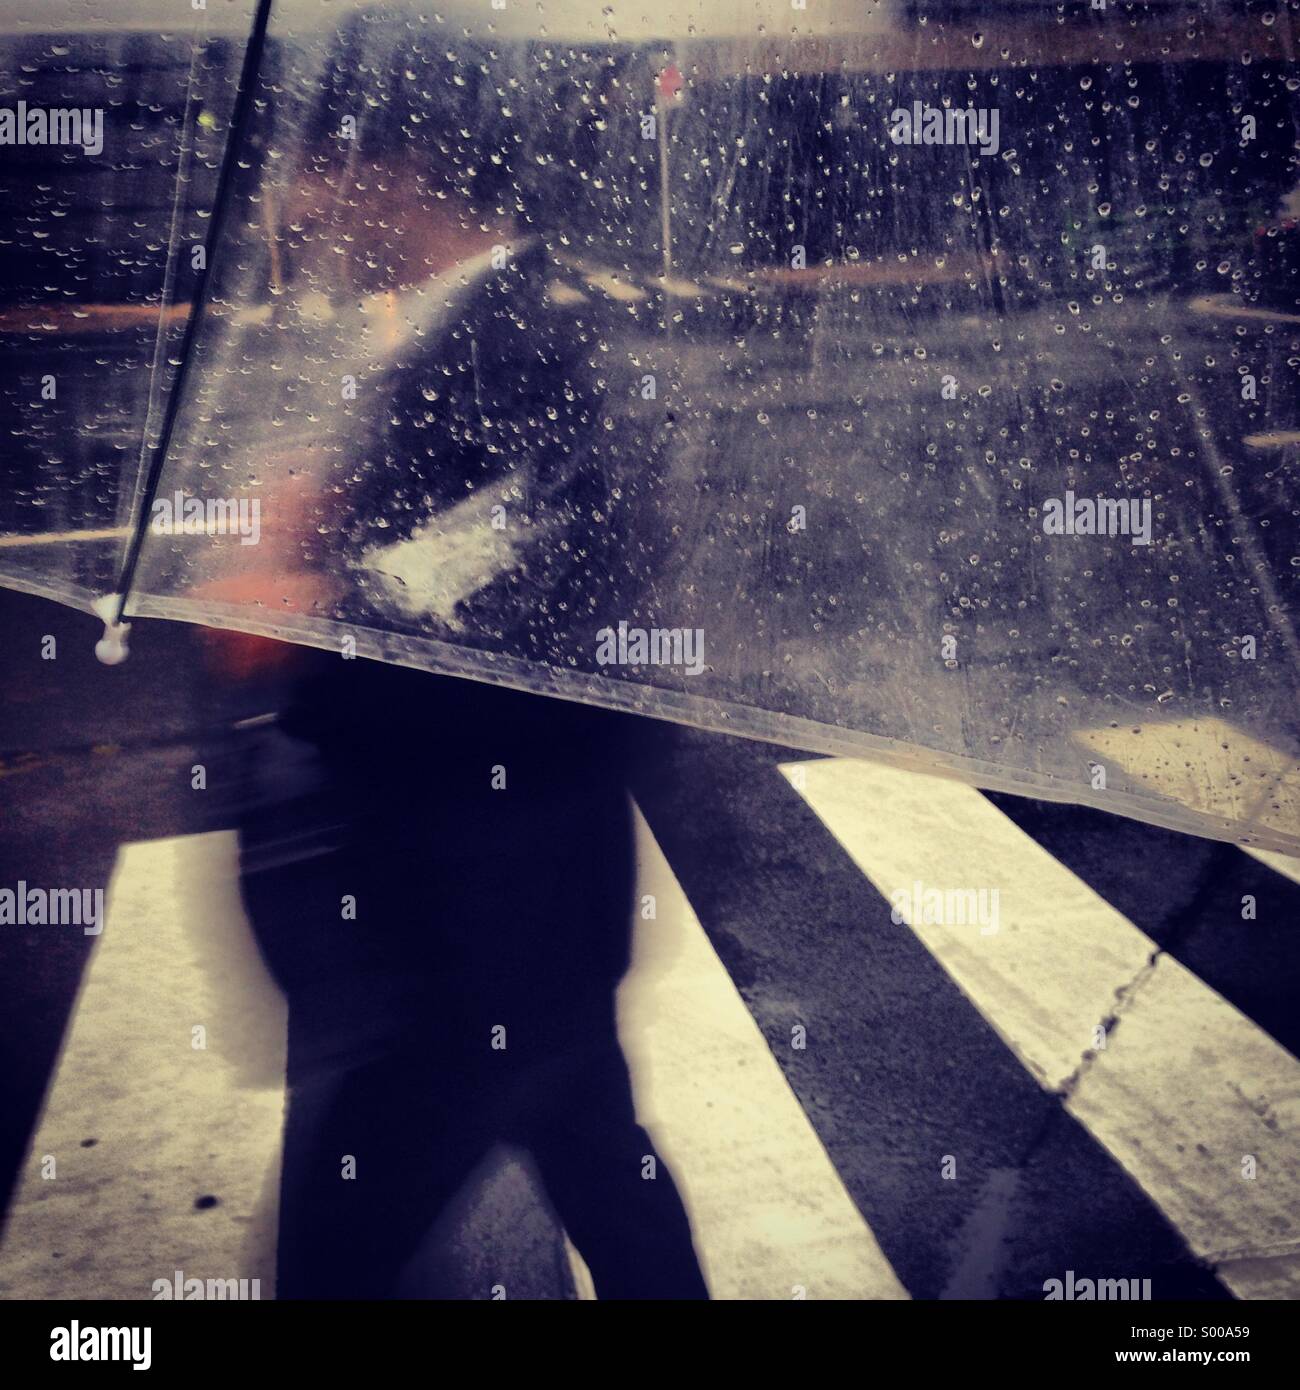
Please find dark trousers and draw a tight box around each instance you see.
[273,1033,705,1300]
[235,687,707,1300]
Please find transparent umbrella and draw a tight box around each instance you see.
[1,0,1297,850]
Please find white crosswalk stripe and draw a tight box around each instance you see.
[0,834,285,1300]
[1244,846,1300,888]
[615,802,908,1300]
[781,756,1300,1300]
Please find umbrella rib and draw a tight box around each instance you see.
[111,0,279,625]
[115,27,207,565]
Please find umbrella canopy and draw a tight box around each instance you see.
[0,0,1297,850]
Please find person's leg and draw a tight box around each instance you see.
[275,1051,485,1299]
[479,710,707,1296]
[237,728,481,1297]
[525,1044,709,1300]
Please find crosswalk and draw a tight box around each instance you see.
[1,749,1297,1300]
[782,758,1300,1301]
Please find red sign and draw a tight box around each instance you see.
[657,64,684,102]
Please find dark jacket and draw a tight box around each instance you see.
[281,234,624,763]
